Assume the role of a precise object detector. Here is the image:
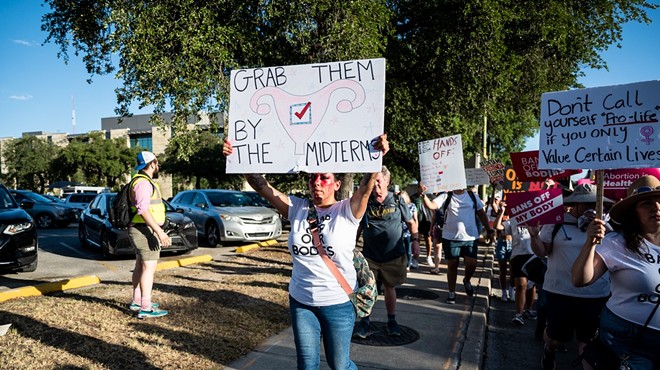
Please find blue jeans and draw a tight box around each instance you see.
[599,306,660,369]
[403,234,412,268]
[289,295,358,370]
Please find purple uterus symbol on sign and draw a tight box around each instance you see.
[640,126,654,145]
[250,80,366,154]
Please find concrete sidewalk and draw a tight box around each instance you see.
[227,244,494,370]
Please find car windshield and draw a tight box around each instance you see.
[244,192,271,207]
[207,192,251,207]
[0,188,17,209]
[24,192,54,203]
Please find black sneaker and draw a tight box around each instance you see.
[353,319,370,339]
[386,320,401,336]
[463,278,474,297]
[512,313,525,326]
[446,292,456,304]
[541,348,556,370]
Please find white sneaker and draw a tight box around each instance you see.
[426,256,433,265]
[411,259,419,269]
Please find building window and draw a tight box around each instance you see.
[130,136,152,151]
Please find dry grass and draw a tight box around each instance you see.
[0,246,293,370]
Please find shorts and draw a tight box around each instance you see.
[128,225,161,261]
[365,255,407,287]
[494,238,512,261]
[442,239,479,260]
[544,291,609,343]
[510,254,534,278]
[419,220,431,236]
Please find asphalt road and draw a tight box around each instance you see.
[0,225,252,292]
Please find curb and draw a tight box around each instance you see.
[235,239,279,253]
[0,254,216,303]
[0,275,101,303]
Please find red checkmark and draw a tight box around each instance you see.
[294,102,311,119]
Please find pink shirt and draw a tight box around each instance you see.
[132,178,153,215]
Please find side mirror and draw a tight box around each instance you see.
[20,200,34,210]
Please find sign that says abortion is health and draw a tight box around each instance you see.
[226,58,385,173]
[539,80,659,170]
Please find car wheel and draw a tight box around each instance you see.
[206,222,220,247]
[20,258,38,272]
[78,223,89,248]
[100,230,112,259]
[36,214,54,228]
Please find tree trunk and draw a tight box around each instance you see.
[338,173,356,200]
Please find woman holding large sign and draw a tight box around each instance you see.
[572,175,660,369]
[223,134,389,370]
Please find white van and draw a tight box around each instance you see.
[61,186,109,197]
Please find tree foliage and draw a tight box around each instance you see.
[41,0,656,190]
[1,136,59,192]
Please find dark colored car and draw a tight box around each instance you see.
[0,184,38,273]
[9,189,79,228]
[64,193,98,213]
[78,193,198,258]
[170,189,282,247]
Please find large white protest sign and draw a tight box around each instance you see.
[418,135,466,193]
[465,168,490,186]
[539,80,660,170]
[226,58,385,173]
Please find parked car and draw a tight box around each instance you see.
[0,184,38,273]
[64,193,98,213]
[170,189,282,247]
[78,192,198,258]
[243,190,290,229]
[42,194,65,203]
[9,189,79,228]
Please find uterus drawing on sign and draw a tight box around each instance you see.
[249,80,366,155]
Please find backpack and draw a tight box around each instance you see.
[522,223,564,284]
[109,174,151,229]
[437,191,479,229]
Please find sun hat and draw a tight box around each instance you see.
[609,175,660,224]
[563,183,614,204]
[135,151,157,171]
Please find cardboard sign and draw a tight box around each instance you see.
[505,188,564,226]
[510,151,581,181]
[479,158,506,184]
[599,168,660,202]
[226,58,385,173]
[465,168,490,186]
[418,135,466,193]
[539,80,660,170]
[501,167,560,195]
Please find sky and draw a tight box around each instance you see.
[0,2,658,141]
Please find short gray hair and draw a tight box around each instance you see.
[381,165,391,180]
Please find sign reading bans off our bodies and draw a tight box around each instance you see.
[539,80,660,170]
[226,58,386,173]
[505,188,564,226]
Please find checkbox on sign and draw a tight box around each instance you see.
[290,102,312,125]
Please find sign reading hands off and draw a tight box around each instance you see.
[418,135,466,193]
[226,58,385,173]
[539,80,660,170]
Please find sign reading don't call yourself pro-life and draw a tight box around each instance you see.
[226,58,385,173]
[539,80,660,170]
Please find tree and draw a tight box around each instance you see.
[1,136,58,192]
[42,0,656,188]
[51,132,137,189]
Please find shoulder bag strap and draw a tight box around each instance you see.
[307,199,353,295]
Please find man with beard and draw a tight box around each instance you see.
[127,151,171,319]
[354,166,419,338]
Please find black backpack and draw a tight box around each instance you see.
[109,174,151,229]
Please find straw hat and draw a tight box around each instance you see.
[563,183,614,204]
[609,175,660,224]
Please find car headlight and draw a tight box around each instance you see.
[182,221,195,230]
[55,206,67,215]
[220,214,240,222]
[4,222,33,235]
